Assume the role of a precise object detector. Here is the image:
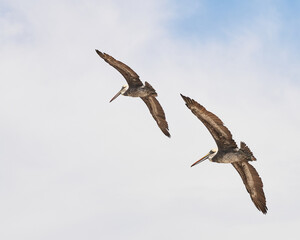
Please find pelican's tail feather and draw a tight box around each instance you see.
[145,81,157,96]
[240,142,256,161]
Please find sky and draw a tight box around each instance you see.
[0,0,300,239]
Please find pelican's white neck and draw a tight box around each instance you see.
[208,149,217,161]
[121,84,129,94]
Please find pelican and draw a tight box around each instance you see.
[95,50,170,137]
[180,94,267,214]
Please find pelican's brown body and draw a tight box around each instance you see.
[212,142,256,163]
[96,49,170,137]
[181,94,267,214]
[123,82,157,98]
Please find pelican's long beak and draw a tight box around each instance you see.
[191,152,210,167]
[109,89,123,103]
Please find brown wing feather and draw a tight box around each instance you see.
[95,50,143,88]
[141,96,170,137]
[232,162,267,214]
[180,94,237,151]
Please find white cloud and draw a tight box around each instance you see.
[0,1,299,239]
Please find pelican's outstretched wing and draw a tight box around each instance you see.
[232,162,267,214]
[141,96,170,137]
[95,50,143,88]
[180,94,237,151]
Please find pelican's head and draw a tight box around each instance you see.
[109,84,129,102]
[191,148,217,167]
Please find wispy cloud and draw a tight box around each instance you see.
[0,0,299,239]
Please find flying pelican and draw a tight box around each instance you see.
[180,94,267,214]
[95,50,170,137]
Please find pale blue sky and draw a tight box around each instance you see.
[171,0,258,38]
[169,0,300,70]
[171,0,300,42]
